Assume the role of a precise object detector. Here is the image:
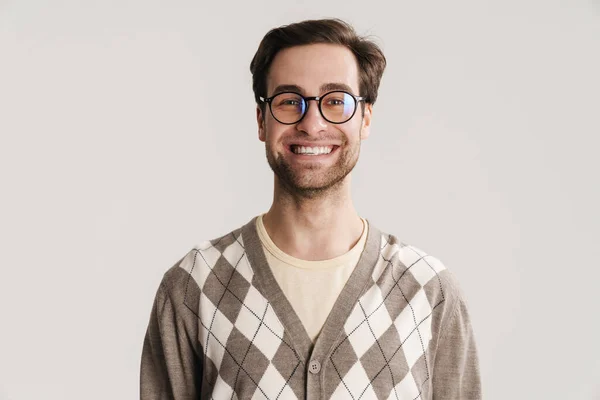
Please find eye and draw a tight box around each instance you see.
[273,93,304,108]
[324,97,346,107]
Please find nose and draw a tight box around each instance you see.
[296,99,327,135]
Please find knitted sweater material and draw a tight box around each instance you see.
[140,216,482,399]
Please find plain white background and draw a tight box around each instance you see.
[1,0,599,399]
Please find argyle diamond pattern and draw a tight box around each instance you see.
[176,226,447,399]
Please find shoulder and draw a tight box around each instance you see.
[376,231,468,332]
[159,224,248,312]
[378,232,463,297]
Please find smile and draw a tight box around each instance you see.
[287,145,340,158]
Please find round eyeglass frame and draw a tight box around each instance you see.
[259,90,366,125]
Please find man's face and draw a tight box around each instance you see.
[257,43,372,198]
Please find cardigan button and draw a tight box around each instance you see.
[309,360,321,374]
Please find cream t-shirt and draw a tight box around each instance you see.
[256,213,369,343]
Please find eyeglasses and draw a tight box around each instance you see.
[259,90,366,125]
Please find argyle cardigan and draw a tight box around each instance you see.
[140,216,481,399]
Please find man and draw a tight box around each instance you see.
[140,18,481,400]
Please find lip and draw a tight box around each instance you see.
[286,144,340,160]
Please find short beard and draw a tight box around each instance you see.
[264,128,361,200]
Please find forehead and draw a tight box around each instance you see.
[267,43,360,95]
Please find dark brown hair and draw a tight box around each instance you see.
[250,18,387,113]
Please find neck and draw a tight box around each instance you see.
[262,175,364,261]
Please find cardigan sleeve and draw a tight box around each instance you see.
[140,280,202,400]
[432,297,482,399]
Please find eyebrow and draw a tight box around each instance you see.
[270,82,355,96]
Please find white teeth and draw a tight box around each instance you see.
[292,145,333,155]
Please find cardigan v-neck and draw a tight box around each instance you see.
[241,215,382,365]
[255,213,369,342]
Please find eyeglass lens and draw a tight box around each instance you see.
[270,91,356,124]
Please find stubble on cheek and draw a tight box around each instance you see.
[268,141,360,195]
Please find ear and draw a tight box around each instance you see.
[257,106,266,142]
[360,103,373,140]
